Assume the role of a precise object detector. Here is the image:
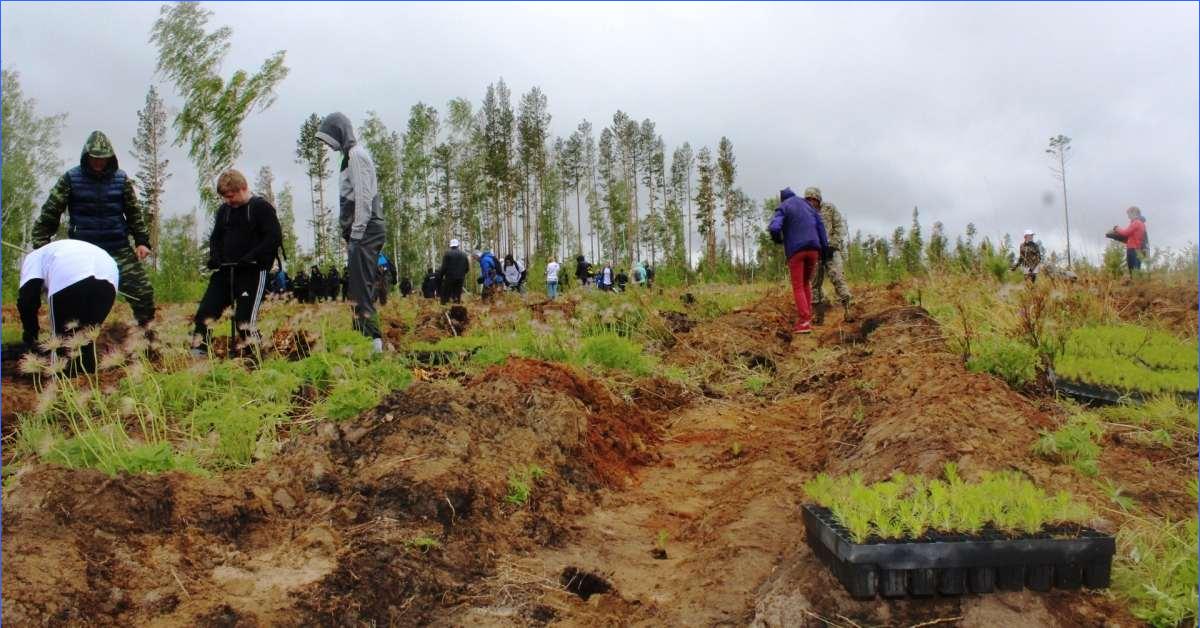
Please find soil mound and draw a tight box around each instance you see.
[412,305,470,343]
[790,303,1052,480]
[1,358,660,626]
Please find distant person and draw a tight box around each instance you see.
[633,261,647,287]
[575,254,591,289]
[1107,206,1148,278]
[421,267,439,299]
[317,112,386,353]
[268,266,289,297]
[190,169,283,357]
[474,249,502,301]
[615,268,629,292]
[340,265,350,301]
[292,270,310,303]
[1012,229,1044,283]
[436,239,469,304]
[399,276,413,298]
[327,266,341,302]
[769,186,829,335]
[599,262,614,291]
[503,253,526,294]
[812,198,854,323]
[31,130,156,331]
[310,265,326,301]
[17,240,119,374]
[645,264,655,288]
[546,257,561,299]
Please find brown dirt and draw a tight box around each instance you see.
[529,298,577,323]
[1107,276,1199,336]
[4,282,1186,626]
[1,359,661,626]
[412,305,471,343]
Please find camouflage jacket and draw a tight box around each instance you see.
[30,131,151,251]
[819,202,848,251]
[1016,241,1043,270]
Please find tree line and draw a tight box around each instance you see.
[4,2,1193,300]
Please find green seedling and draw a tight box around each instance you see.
[406,535,441,552]
[807,465,1092,541]
[729,441,743,458]
[505,464,547,505]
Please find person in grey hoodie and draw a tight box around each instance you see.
[316,112,387,352]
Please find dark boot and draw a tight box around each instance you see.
[813,301,828,325]
[842,298,855,323]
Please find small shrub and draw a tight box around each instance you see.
[316,379,381,422]
[966,335,1039,388]
[578,333,651,375]
[505,464,547,505]
[1114,517,1199,627]
[406,535,441,552]
[1033,413,1104,476]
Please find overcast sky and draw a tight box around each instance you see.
[3,1,1197,261]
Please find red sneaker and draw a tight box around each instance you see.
[793,323,813,334]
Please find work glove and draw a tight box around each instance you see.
[821,247,834,263]
[770,231,783,244]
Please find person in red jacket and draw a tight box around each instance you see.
[1109,206,1148,278]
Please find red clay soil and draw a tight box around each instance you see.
[472,358,663,488]
[1,360,662,626]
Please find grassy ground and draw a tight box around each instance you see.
[2,270,1195,625]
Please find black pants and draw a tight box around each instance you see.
[440,278,464,305]
[25,277,116,373]
[193,267,267,349]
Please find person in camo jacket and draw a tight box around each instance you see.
[809,190,854,323]
[32,130,156,331]
[1011,229,1044,283]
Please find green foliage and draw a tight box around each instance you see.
[2,68,66,299]
[315,380,381,422]
[19,312,413,474]
[151,1,289,212]
[1099,395,1199,435]
[1113,517,1199,627]
[578,332,651,375]
[966,336,1039,388]
[1056,324,1197,395]
[1033,413,1104,476]
[406,535,441,552]
[150,214,206,303]
[804,464,1092,543]
[505,464,547,505]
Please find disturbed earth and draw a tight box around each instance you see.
[2,284,1195,627]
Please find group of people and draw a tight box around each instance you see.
[17,112,391,371]
[768,186,1152,334]
[571,256,655,293]
[14,120,1155,371]
[266,254,405,305]
[768,186,854,334]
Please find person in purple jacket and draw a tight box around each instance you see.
[769,186,830,334]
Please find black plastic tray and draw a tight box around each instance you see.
[802,504,1115,599]
[1047,368,1198,406]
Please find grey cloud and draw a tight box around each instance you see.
[3,1,1195,260]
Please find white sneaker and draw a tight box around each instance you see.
[371,338,384,354]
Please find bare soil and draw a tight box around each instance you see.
[3,285,1193,626]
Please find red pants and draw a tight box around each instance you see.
[787,250,820,330]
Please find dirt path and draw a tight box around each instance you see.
[498,399,810,625]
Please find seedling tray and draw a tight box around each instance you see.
[801,504,1115,599]
[1048,368,1198,406]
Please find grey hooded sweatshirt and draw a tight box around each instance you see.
[316,113,384,241]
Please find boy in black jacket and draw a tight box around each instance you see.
[191,169,283,356]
